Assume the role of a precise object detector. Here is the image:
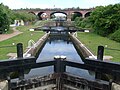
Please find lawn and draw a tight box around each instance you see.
[0,25,45,60]
[77,32,120,62]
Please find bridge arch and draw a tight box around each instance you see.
[50,11,67,20]
[23,9,94,21]
[84,12,92,17]
[28,12,36,15]
[37,12,48,20]
[71,12,83,21]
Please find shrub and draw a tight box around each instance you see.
[0,3,11,33]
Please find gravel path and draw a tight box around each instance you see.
[0,27,22,42]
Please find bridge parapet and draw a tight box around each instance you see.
[14,8,94,20]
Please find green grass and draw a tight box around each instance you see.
[77,32,120,62]
[0,25,45,60]
[34,20,51,26]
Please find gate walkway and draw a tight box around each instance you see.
[0,27,22,42]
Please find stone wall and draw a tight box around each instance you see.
[23,33,50,58]
[69,33,120,90]
[69,34,96,59]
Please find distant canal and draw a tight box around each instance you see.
[24,33,94,80]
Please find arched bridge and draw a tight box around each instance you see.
[15,8,94,20]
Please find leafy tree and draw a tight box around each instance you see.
[74,17,83,27]
[74,17,92,29]
[0,3,11,33]
[74,3,120,42]
[0,3,37,34]
[71,13,82,21]
[89,4,120,36]
[71,13,77,21]
[13,11,36,22]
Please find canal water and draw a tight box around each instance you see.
[24,33,94,80]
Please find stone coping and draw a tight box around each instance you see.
[0,80,8,90]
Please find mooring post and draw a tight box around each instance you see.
[54,56,65,90]
[109,79,112,90]
[7,76,11,90]
[54,58,66,73]
[17,43,23,58]
[95,46,104,79]
[17,43,24,80]
[97,46,104,60]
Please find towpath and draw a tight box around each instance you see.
[0,27,22,42]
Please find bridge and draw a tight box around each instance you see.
[34,26,78,33]
[14,8,93,20]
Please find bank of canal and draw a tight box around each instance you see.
[24,33,94,80]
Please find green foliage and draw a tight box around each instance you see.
[0,3,11,33]
[0,3,37,34]
[74,3,120,42]
[71,14,79,21]
[110,29,120,42]
[89,4,120,36]
[74,17,92,29]
[74,17,83,26]
[71,13,82,21]
[13,11,36,22]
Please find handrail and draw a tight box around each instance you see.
[0,58,120,79]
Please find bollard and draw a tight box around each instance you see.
[97,46,104,60]
[7,76,11,90]
[54,56,66,73]
[54,59,66,73]
[95,46,104,79]
[17,43,23,58]
[109,79,112,90]
[17,43,24,80]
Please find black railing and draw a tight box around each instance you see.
[0,43,120,90]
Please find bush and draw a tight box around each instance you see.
[89,4,120,37]
[0,3,11,33]
[110,29,120,42]
[74,17,92,30]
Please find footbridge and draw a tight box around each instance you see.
[35,26,79,33]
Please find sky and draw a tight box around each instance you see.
[0,0,120,9]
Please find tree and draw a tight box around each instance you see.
[74,17,83,27]
[74,3,120,42]
[89,4,120,36]
[12,11,37,24]
[0,3,11,34]
[0,3,37,34]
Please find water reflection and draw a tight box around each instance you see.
[24,34,94,80]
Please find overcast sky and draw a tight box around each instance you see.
[0,0,120,9]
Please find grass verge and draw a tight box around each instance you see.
[77,32,120,62]
[0,25,45,60]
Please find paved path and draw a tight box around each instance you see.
[0,27,22,42]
